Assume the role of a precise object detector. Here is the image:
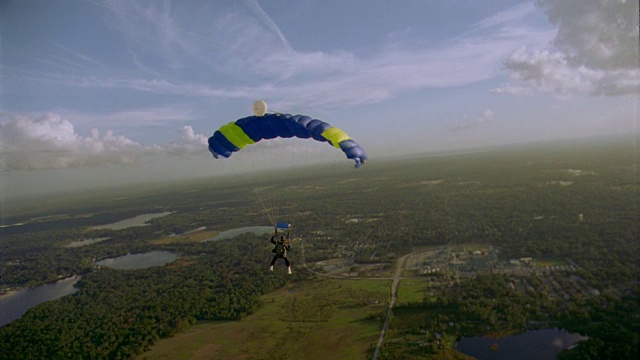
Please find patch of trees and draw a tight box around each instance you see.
[0,236,297,359]
[557,284,640,360]
[378,273,639,360]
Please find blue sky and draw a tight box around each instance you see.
[0,0,638,198]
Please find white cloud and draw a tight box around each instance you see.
[0,113,210,170]
[470,2,538,32]
[491,84,533,96]
[244,0,291,51]
[5,67,256,98]
[209,3,354,83]
[166,125,208,156]
[62,105,198,130]
[128,48,163,78]
[450,109,495,132]
[539,0,638,70]
[204,2,554,105]
[502,48,605,95]
[0,113,141,170]
[497,0,640,96]
[101,0,202,69]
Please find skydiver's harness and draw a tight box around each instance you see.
[271,230,290,257]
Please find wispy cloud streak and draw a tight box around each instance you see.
[11,0,553,109]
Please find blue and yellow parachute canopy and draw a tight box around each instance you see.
[208,113,367,168]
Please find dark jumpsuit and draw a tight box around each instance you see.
[270,235,291,267]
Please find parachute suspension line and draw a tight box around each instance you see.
[280,138,298,245]
[265,146,283,224]
[246,149,277,225]
[230,148,274,226]
[253,186,274,225]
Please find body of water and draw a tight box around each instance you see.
[456,328,588,360]
[0,276,81,328]
[206,226,274,241]
[96,251,178,270]
[65,237,111,248]
[92,212,173,230]
[1,251,178,327]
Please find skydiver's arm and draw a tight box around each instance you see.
[271,235,277,244]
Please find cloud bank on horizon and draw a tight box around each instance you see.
[0,113,206,170]
[0,0,637,171]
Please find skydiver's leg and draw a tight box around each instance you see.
[271,255,279,266]
[285,257,292,274]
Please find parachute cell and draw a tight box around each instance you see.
[208,113,367,167]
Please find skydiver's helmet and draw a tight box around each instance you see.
[280,236,286,242]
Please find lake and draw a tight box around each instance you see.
[205,226,274,241]
[1,251,178,328]
[96,251,178,270]
[0,276,81,328]
[92,212,173,230]
[65,237,111,248]
[455,328,588,360]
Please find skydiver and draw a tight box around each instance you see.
[269,231,292,274]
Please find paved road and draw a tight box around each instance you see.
[372,252,412,360]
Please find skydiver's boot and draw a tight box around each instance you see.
[269,265,274,272]
[287,266,292,275]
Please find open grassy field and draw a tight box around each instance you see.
[138,277,390,360]
[396,278,432,305]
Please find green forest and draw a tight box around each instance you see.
[1,136,638,359]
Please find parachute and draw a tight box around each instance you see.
[207,102,367,231]
[207,112,368,168]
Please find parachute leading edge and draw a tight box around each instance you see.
[208,113,368,168]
